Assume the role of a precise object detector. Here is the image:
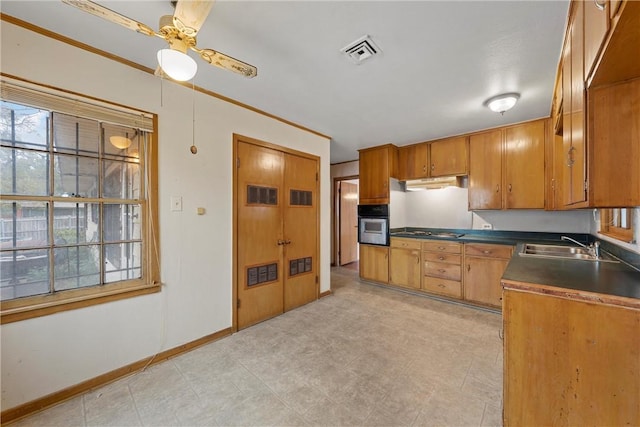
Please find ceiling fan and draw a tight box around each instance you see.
[61,0,258,81]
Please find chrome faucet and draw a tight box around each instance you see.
[561,236,600,258]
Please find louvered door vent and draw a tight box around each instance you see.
[340,35,382,64]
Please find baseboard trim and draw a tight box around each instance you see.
[320,289,332,298]
[1,327,233,424]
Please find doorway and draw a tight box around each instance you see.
[233,135,320,330]
[334,177,359,270]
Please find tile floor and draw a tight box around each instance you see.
[7,267,503,427]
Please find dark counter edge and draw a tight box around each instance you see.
[389,227,640,270]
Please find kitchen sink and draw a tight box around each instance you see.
[520,243,619,263]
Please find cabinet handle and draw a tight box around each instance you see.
[508,184,512,193]
[438,269,446,273]
[416,255,420,264]
[438,246,445,250]
[438,256,445,261]
[423,165,427,173]
[594,0,605,11]
[277,239,285,246]
[496,184,500,193]
[567,146,576,167]
[483,250,492,255]
[438,284,446,288]
[431,164,435,171]
[467,264,471,272]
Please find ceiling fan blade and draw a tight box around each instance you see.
[61,0,157,37]
[196,48,258,78]
[173,0,214,37]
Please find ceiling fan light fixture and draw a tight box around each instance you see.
[484,93,520,114]
[157,48,198,81]
[109,135,132,149]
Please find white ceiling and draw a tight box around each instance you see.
[1,0,570,163]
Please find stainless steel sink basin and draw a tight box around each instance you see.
[520,243,619,263]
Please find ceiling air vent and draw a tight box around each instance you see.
[340,35,381,65]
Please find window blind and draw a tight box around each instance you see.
[1,79,154,131]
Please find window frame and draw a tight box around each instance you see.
[599,208,634,243]
[0,78,160,324]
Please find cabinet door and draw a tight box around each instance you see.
[430,136,468,177]
[389,247,421,289]
[562,30,573,207]
[464,256,509,308]
[359,148,390,204]
[584,0,609,80]
[568,1,588,206]
[398,143,429,180]
[359,244,389,283]
[469,130,503,210]
[504,121,546,209]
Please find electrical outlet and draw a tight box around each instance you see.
[170,196,182,212]
[482,223,493,230]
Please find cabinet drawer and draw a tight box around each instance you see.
[465,243,513,259]
[423,261,461,281]
[422,277,462,298]
[422,251,462,265]
[421,240,461,254]
[390,237,422,249]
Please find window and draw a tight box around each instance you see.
[600,208,634,243]
[0,79,159,323]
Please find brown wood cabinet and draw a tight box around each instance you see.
[421,241,462,298]
[584,0,610,80]
[397,143,429,180]
[359,244,389,283]
[463,243,513,308]
[430,136,468,177]
[389,238,421,289]
[502,286,640,426]
[358,144,397,204]
[469,119,547,210]
[588,78,640,207]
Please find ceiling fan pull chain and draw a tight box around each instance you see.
[190,80,197,155]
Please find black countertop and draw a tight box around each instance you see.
[389,227,640,304]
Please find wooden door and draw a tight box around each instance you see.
[339,181,358,266]
[504,121,546,209]
[236,141,285,329]
[430,136,468,177]
[359,244,389,283]
[398,143,429,180]
[359,146,391,204]
[389,247,421,289]
[283,153,318,311]
[464,256,509,308]
[468,130,503,210]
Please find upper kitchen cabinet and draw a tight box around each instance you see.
[430,136,468,177]
[468,119,547,210]
[553,0,640,208]
[359,144,398,204]
[397,143,429,180]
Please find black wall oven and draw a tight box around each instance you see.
[357,204,390,246]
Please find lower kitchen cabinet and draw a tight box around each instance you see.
[422,241,462,298]
[463,243,513,308]
[502,287,640,426]
[389,238,421,289]
[359,244,389,283]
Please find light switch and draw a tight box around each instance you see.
[170,196,182,212]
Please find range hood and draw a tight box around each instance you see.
[405,176,464,191]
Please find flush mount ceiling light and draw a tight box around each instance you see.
[157,48,198,82]
[484,93,520,115]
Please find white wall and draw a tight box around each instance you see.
[402,187,592,233]
[1,22,330,410]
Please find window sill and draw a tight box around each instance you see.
[1,283,161,324]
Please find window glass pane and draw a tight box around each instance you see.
[103,123,141,160]
[53,244,100,291]
[103,204,141,242]
[0,101,49,150]
[53,153,99,198]
[0,249,50,300]
[53,113,99,156]
[103,159,141,199]
[620,208,628,228]
[53,201,99,245]
[1,201,49,249]
[0,147,49,196]
[105,242,141,283]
